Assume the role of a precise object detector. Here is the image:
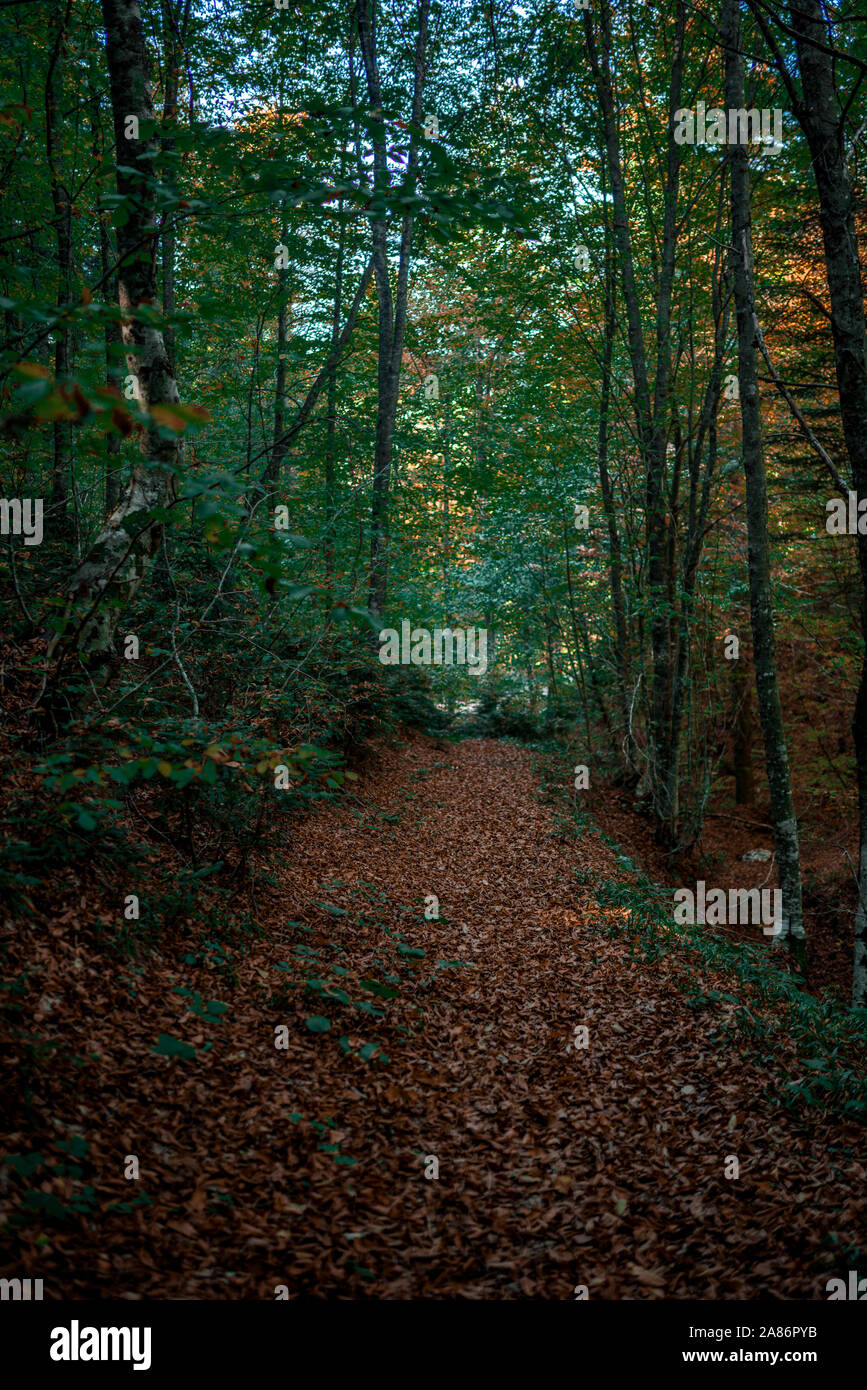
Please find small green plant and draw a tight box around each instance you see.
[533,744,867,1120]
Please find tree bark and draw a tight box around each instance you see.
[597,180,635,779]
[262,255,373,489]
[731,653,756,807]
[47,0,183,696]
[159,0,190,373]
[89,80,123,514]
[355,0,430,617]
[45,0,74,536]
[784,0,867,998]
[585,0,686,844]
[266,212,290,491]
[325,174,350,595]
[723,0,804,954]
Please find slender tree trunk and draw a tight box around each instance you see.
[724,0,804,954]
[597,199,635,778]
[160,0,181,373]
[45,0,183,700]
[263,257,372,495]
[99,222,123,514]
[560,551,593,756]
[45,0,74,536]
[646,3,685,845]
[90,80,123,513]
[443,385,456,611]
[474,331,490,476]
[783,0,867,1000]
[324,205,347,595]
[356,0,430,617]
[731,653,756,807]
[585,0,685,843]
[267,212,289,491]
[665,248,730,845]
[563,521,614,743]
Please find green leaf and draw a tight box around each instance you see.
[3,1152,44,1178]
[360,978,399,999]
[151,1033,197,1059]
[56,1136,89,1159]
[305,1016,331,1033]
[22,1191,67,1219]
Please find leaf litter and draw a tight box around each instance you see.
[0,734,863,1298]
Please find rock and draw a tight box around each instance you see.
[742,848,772,862]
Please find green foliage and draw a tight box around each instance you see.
[388,668,451,737]
[1,1139,98,1226]
[151,1033,198,1059]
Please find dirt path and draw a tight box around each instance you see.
[5,736,863,1298]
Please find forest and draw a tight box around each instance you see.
[1,0,866,1321]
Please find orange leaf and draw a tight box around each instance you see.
[150,404,189,432]
[14,362,51,379]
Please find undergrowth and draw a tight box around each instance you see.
[534,743,867,1122]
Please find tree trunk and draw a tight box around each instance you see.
[159,0,185,374]
[45,0,74,536]
[563,521,614,744]
[324,204,347,596]
[784,0,867,999]
[585,0,685,844]
[89,80,123,514]
[267,211,290,491]
[597,191,635,779]
[46,0,183,699]
[263,256,373,491]
[724,0,804,954]
[356,0,430,617]
[731,653,756,807]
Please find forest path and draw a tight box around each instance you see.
[16,737,859,1300]
[251,735,851,1299]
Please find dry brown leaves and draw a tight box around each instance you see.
[1,735,864,1298]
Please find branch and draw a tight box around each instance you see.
[243,255,374,477]
[750,304,851,494]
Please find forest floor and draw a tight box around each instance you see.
[1,734,864,1299]
[591,757,856,1001]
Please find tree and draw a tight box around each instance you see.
[723,0,804,955]
[46,0,184,702]
[748,0,867,1000]
[354,0,430,617]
